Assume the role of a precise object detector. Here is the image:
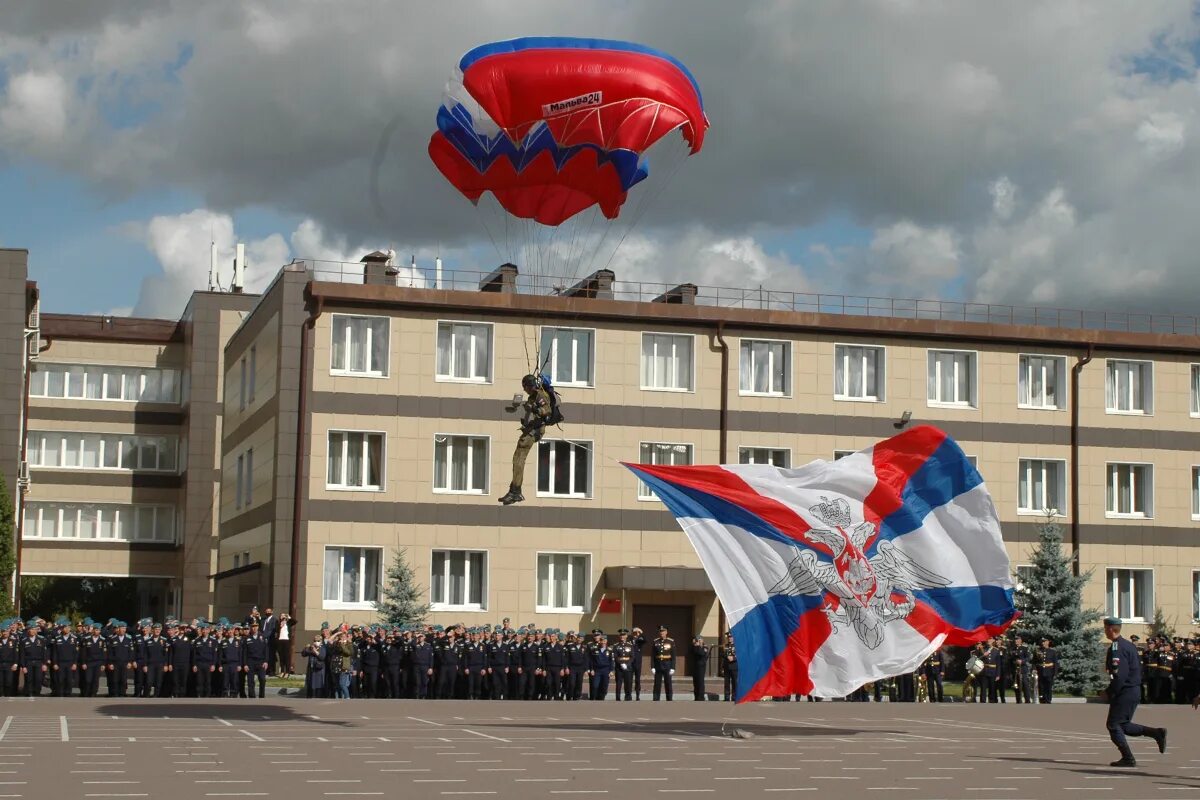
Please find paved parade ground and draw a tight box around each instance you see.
[0,698,1194,799]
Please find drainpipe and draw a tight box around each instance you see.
[715,321,729,464]
[14,313,47,616]
[289,293,323,620]
[1069,343,1094,577]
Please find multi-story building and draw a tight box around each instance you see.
[3,246,1199,648]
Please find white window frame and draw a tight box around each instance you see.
[432,434,490,495]
[326,430,386,492]
[535,551,592,613]
[1017,458,1067,517]
[22,502,177,543]
[1193,570,1200,622]
[30,362,181,403]
[248,345,256,404]
[27,431,179,473]
[833,450,855,461]
[738,446,790,468]
[1193,466,1200,521]
[536,439,593,499]
[739,338,792,397]
[639,332,695,393]
[926,349,978,408]
[322,545,384,610]
[834,343,885,402]
[1013,563,1036,595]
[235,453,245,510]
[238,354,247,411]
[637,441,694,501]
[243,447,254,508]
[1105,358,1153,416]
[329,314,391,378]
[429,549,488,612]
[965,455,978,469]
[435,320,493,384]
[1017,353,1066,411]
[1106,567,1154,623]
[538,326,596,388]
[1105,462,1154,519]
[1191,364,1200,418]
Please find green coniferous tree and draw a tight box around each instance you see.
[375,548,429,627]
[1013,518,1103,696]
[0,477,16,619]
[1148,607,1175,639]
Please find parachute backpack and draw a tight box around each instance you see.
[538,373,565,427]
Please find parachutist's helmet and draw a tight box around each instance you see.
[522,374,538,390]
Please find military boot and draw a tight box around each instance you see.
[499,484,524,505]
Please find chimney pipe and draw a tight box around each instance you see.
[435,257,443,289]
[233,243,245,293]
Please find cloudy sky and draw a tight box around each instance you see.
[1,1,1198,318]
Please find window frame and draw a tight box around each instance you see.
[1193,466,1200,521]
[26,431,179,474]
[434,319,494,384]
[1191,364,1200,418]
[325,429,387,492]
[1105,461,1154,519]
[636,441,695,501]
[235,453,245,510]
[1016,457,1067,517]
[329,313,391,379]
[1192,569,1200,622]
[926,348,979,408]
[738,446,791,468]
[432,433,491,495]
[639,332,696,393]
[536,438,594,500]
[833,450,855,461]
[738,337,792,398]
[833,343,886,403]
[23,502,177,543]
[534,551,592,613]
[429,548,489,612]
[321,544,384,610]
[1105,566,1154,624]
[1016,353,1067,411]
[1104,358,1154,416]
[538,325,596,389]
[30,362,181,404]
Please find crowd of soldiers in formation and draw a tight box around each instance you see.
[301,621,739,701]
[0,608,296,698]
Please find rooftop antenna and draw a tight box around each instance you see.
[208,239,217,292]
[435,256,443,290]
[232,242,245,293]
[410,254,416,287]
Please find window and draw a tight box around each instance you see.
[248,346,256,403]
[1193,466,1200,520]
[537,439,592,498]
[1193,571,1200,621]
[322,546,382,607]
[1106,463,1152,518]
[30,363,180,403]
[233,554,241,569]
[835,344,884,401]
[536,553,590,612]
[1106,359,1152,414]
[1017,459,1065,515]
[739,447,790,467]
[235,454,245,509]
[239,346,257,410]
[740,339,790,396]
[27,432,179,472]
[1014,564,1035,595]
[927,350,976,407]
[1192,365,1200,416]
[640,333,694,392]
[436,321,491,382]
[1018,354,1065,409]
[331,315,389,376]
[834,450,855,461]
[239,355,247,411]
[24,502,176,543]
[327,431,384,490]
[243,448,254,507]
[540,327,594,387]
[430,550,487,611]
[965,455,978,468]
[1106,568,1152,622]
[637,442,693,500]
[433,435,489,494]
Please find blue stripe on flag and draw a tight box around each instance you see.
[729,593,826,700]
[912,585,1016,632]
[873,437,982,549]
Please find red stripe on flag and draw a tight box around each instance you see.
[905,599,1016,647]
[628,463,818,552]
[739,607,830,703]
[860,426,947,550]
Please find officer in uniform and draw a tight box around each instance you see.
[1037,637,1058,703]
[383,629,405,699]
[79,621,108,698]
[193,623,217,698]
[219,624,244,698]
[518,630,541,700]
[1102,617,1166,767]
[166,622,194,697]
[357,627,381,699]
[1011,635,1034,704]
[486,629,509,700]
[463,628,488,700]
[612,629,635,701]
[924,647,944,703]
[590,634,612,700]
[107,621,134,697]
[652,625,676,701]
[244,620,270,698]
[980,638,1000,703]
[630,627,646,701]
[541,631,566,701]
[720,633,738,702]
[690,636,710,701]
[498,374,552,506]
[142,622,170,698]
[50,618,79,696]
[409,632,433,699]
[436,629,463,699]
[0,623,18,697]
[19,621,48,696]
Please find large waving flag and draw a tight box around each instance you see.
[625,425,1016,701]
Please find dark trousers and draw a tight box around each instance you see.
[466,669,483,699]
[277,640,293,675]
[980,674,997,703]
[111,664,129,697]
[222,667,240,697]
[196,667,213,697]
[1038,672,1054,703]
[997,674,1007,703]
[247,665,267,698]
[23,664,44,696]
[52,666,75,696]
[591,669,610,699]
[927,672,944,702]
[490,669,507,700]
[144,665,164,697]
[692,669,706,700]
[566,670,584,700]
[518,669,536,700]
[437,667,457,699]
[1107,687,1152,759]
[0,667,15,697]
[1015,670,1033,703]
[615,666,633,699]
[133,662,144,697]
[723,664,738,701]
[386,667,402,698]
[632,663,643,699]
[80,664,103,697]
[411,667,431,699]
[360,668,379,699]
[653,667,673,700]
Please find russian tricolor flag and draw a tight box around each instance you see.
[625,425,1017,701]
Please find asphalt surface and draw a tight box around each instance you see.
[0,696,1195,799]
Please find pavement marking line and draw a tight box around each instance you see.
[462,729,510,743]
[194,782,253,785]
[239,730,265,742]
[213,718,233,728]
[657,791,715,794]
[764,791,817,794]
[0,716,13,743]
[279,769,331,773]
[379,769,431,773]
[413,780,467,784]
[60,716,69,742]
[617,778,667,782]
[407,716,443,726]
[202,795,269,798]
[550,792,609,796]
[714,777,764,781]
[305,780,362,784]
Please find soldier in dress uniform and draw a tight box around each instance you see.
[244,620,270,699]
[20,621,48,697]
[0,623,18,697]
[924,647,945,703]
[165,622,193,697]
[690,636,710,701]
[1011,635,1034,704]
[994,637,1008,703]
[383,629,405,699]
[219,624,244,698]
[980,638,1000,703]
[410,632,434,700]
[1102,617,1167,767]
[462,628,486,700]
[517,630,540,700]
[50,618,79,696]
[192,622,217,699]
[630,627,646,701]
[720,633,738,702]
[542,631,567,701]
[357,627,381,699]
[436,628,463,700]
[590,634,612,700]
[652,625,676,701]
[486,629,509,700]
[79,621,108,698]
[142,622,170,698]
[612,629,635,701]
[133,619,151,699]
[1037,637,1058,703]
[107,621,134,698]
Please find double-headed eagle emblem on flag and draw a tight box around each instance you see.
[768,496,950,650]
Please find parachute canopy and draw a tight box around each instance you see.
[429,36,708,226]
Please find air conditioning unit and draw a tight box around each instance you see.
[16,461,30,489]
[27,298,39,331]
[26,334,39,361]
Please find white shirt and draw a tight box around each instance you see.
[279,622,289,641]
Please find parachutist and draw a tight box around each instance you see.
[499,375,552,506]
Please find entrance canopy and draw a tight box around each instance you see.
[603,566,712,592]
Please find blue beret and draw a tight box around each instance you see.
[1103,617,1122,626]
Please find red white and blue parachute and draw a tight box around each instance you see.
[429,37,708,226]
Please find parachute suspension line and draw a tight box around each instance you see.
[599,144,689,277]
